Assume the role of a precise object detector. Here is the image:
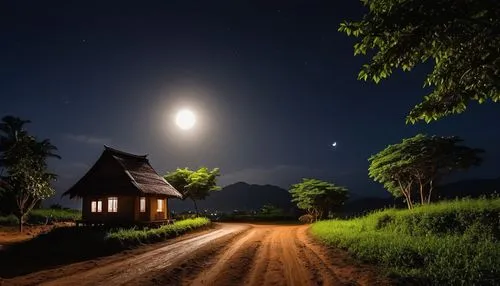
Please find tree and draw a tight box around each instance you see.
[368,134,483,209]
[289,178,349,221]
[339,0,500,123]
[0,116,60,232]
[164,167,221,216]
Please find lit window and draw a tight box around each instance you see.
[140,197,146,213]
[91,201,97,213]
[157,199,164,212]
[97,200,103,212]
[108,197,118,212]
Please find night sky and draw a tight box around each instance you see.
[2,1,500,208]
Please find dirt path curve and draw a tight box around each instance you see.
[3,224,392,286]
[128,224,392,286]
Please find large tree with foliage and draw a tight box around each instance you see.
[0,116,60,231]
[339,0,500,123]
[289,178,349,221]
[368,134,483,208]
[164,167,221,216]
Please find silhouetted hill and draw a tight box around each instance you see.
[170,182,297,213]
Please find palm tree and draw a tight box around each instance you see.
[0,116,60,231]
[0,116,31,169]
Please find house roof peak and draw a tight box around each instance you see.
[103,145,148,160]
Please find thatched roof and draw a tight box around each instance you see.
[62,146,182,199]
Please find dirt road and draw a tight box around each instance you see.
[2,224,391,286]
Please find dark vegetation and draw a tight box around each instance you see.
[0,116,61,232]
[369,134,483,209]
[339,0,500,123]
[0,218,210,278]
[0,208,81,226]
[312,198,500,285]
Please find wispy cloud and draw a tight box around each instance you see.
[64,134,111,145]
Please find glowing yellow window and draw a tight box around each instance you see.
[140,197,146,213]
[108,197,118,212]
[157,199,164,212]
[91,201,97,213]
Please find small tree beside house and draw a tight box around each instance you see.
[164,167,221,216]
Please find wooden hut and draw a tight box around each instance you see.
[63,146,182,225]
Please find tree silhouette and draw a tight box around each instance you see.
[0,116,60,231]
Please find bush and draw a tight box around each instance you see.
[27,208,81,224]
[0,214,19,226]
[311,198,500,285]
[299,214,314,224]
[105,217,211,247]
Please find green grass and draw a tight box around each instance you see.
[311,198,500,285]
[0,214,18,225]
[105,217,211,246]
[28,208,82,223]
[0,209,82,225]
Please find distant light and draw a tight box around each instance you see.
[175,109,196,130]
[332,142,337,147]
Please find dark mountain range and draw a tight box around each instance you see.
[169,177,500,215]
[170,182,297,213]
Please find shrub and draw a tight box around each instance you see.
[299,214,314,224]
[0,214,19,226]
[27,208,82,224]
[105,217,211,247]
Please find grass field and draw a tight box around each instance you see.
[311,198,500,285]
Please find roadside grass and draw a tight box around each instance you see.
[0,214,18,225]
[105,217,211,246]
[28,208,82,224]
[0,209,82,226]
[0,217,211,278]
[311,198,500,285]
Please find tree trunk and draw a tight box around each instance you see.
[398,180,413,209]
[418,178,425,205]
[192,199,199,217]
[18,214,23,232]
[427,180,434,204]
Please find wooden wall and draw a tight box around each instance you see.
[149,197,168,221]
[82,195,135,222]
[82,195,171,223]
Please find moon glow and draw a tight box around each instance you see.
[332,142,337,147]
[175,109,196,130]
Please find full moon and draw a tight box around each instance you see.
[175,109,196,130]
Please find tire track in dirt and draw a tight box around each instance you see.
[187,228,268,286]
[292,226,343,286]
[30,224,249,286]
[183,224,393,286]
